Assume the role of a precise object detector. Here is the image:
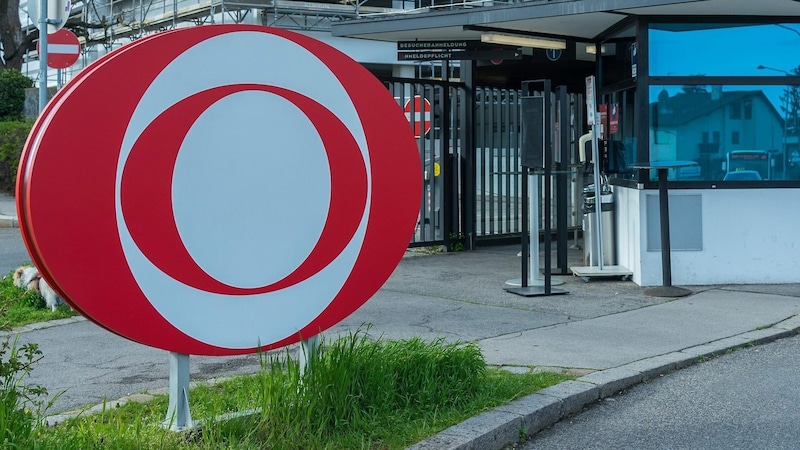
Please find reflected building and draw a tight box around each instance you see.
[651,88,785,180]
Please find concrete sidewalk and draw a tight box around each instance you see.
[3,190,800,449]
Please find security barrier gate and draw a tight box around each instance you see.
[382,78,584,249]
[385,78,468,248]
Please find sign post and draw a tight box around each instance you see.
[38,0,48,114]
[569,76,633,281]
[29,0,72,113]
[586,75,605,270]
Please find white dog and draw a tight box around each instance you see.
[12,265,66,312]
[12,266,39,291]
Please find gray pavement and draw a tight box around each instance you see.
[0,192,17,228]
[2,191,800,449]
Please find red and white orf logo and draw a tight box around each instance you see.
[17,25,421,356]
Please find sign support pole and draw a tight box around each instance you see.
[590,119,605,270]
[163,352,193,431]
[504,173,563,287]
[38,0,48,114]
[506,81,566,297]
[569,76,632,281]
[299,336,320,376]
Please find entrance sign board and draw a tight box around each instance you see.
[17,25,422,356]
[397,49,521,61]
[397,40,521,61]
[397,40,471,50]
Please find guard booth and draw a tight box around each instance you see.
[334,1,800,287]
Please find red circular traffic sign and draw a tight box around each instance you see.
[18,25,421,356]
[404,95,431,138]
[37,29,80,69]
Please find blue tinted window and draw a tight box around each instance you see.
[649,85,800,181]
[649,23,800,77]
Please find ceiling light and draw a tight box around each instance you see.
[480,32,566,50]
[586,44,602,54]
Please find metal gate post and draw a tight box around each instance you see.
[555,86,571,274]
[442,83,455,250]
[461,61,476,249]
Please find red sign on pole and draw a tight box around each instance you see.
[37,29,80,69]
[404,95,431,138]
[18,25,422,356]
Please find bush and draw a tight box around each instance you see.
[0,291,51,449]
[0,121,33,193]
[0,70,33,122]
[0,336,48,448]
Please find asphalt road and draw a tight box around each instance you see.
[520,333,800,450]
[0,227,29,275]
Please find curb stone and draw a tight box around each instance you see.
[0,215,17,228]
[0,316,86,338]
[406,315,800,450]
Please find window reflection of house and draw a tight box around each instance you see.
[650,89,784,180]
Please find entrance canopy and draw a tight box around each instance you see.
[332,0,800,42]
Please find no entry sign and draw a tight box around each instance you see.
[37,29,80,69]
[17,25,421,356]
[404,95,431,138]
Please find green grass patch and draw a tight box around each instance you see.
[0,268,572,448]
[0,269,76,327]
[29,331,573,449]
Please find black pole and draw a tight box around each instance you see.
[657,169,672,287]
[461,60,476,250]
[556,86,570,274]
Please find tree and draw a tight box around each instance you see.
[779,65,800,137]
[0,0,34,71]
[0,68,31,120]
[0,0,112,73]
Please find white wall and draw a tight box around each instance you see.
[616,185,800,286]
[299,30,415,68]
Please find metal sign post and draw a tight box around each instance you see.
[38,0,48,114]
[570,76,632,281]
[506,79,566,297]
[163,353,193,431]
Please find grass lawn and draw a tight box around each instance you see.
[0,269,574,449]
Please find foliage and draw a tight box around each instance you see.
[32,330,573,449]
[779,65,800,137]
[0,336,49,448]
[0,289,54,448]
[449,232,466,252]
[0,121,33,193]
[0,70,32,122]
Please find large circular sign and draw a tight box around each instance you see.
[17,25,421,356]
